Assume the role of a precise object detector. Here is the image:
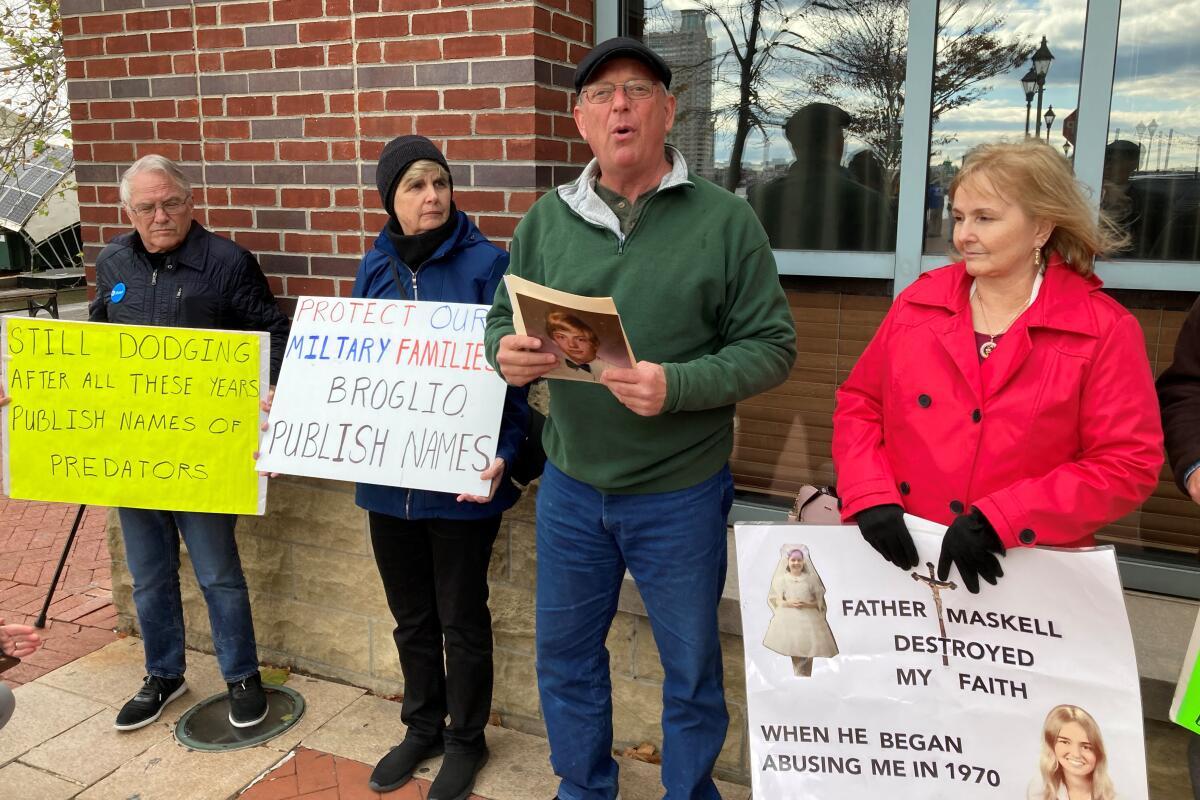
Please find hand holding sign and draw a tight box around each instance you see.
[936,510,1006,594]
[456,457,506,504]
[254,385,279,478]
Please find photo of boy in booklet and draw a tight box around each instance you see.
[503,275,636,384]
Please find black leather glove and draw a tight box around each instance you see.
[855,504,919,570]
[937,508,1006,594]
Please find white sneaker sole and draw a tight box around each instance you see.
[228,702,268,728]
[114,680,188,731]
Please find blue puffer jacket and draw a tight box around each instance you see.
[352,211,529,520]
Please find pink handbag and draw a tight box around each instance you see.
[787,485,842,524]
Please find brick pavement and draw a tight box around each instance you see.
[239,747,486,800]
[0,493,117,687]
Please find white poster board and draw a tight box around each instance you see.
[256,296,508,496]
[736,517,1148,800]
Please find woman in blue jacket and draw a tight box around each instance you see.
[356,135,528,800]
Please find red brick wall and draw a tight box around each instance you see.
[61,0,595,312]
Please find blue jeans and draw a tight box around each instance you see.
[118,508,259,683]
[535,462,734,800]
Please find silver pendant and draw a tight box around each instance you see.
[980,339,996,359]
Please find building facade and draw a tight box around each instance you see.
[646,9,714,178]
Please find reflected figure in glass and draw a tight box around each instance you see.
[748,102,894,252]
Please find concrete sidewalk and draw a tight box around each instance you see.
[0,638,752,800]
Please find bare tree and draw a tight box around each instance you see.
[658,0,826,191]
[805,0,1026,167]
[0,0,68,174]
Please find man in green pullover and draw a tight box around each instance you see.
[484,37,796,800]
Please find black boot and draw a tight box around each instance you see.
[368,737,444,792]
[428,747,489,800]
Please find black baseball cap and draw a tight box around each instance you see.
[573,37,672,93]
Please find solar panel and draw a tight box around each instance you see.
[0,147,73,228]
[26,168,60,196]
[6,192,42,224]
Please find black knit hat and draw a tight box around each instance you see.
[574,37,672,93]
[376,135,451,213]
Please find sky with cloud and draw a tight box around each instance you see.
[650,0,1200,172]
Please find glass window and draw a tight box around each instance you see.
[641,2,909,252]
[1105,1,1200,261]
[923,1,1086,257]
[620,0,644,39]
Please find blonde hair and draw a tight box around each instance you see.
[398,159,450,191]
[1035,705,1117,800]
[545,310,598,343]
[949,140,1128,277]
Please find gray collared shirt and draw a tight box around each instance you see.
[592,182,658,238]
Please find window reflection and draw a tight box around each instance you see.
[1107,1,1200,261]
[646,10,715,179]
[643,1,909,252]
[924,1,1085,256]
[748,103,894,250]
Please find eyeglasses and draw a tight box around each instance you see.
[581,80,659,104]
[129,198,191,219]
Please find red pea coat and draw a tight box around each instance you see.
[833,258,1164,549]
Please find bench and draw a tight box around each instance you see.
[0,287,59,318]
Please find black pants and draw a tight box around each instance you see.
[369,511,500,753]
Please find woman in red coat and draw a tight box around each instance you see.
[833,140,1163,592]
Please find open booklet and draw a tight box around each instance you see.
[504,274,637,384]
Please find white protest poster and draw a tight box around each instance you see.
[256,296,507,496]
[736,517,1148,800]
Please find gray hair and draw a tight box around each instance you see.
[119,155,192,206]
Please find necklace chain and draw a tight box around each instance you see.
[974,291,1030,359]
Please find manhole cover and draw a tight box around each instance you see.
[174,685,305,751]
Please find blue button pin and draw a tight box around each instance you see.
[111,282,126,303]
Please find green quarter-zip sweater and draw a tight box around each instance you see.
[485,149,797,494]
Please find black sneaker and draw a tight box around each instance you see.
[369,737,445,792]
[114,675,187,731]
[429,747,489,800]
[227,672,268,728]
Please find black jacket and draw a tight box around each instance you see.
[89,223,290,382]
[1158,295,1200,494]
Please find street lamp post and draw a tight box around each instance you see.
[1021,68,1037,137]
[1136,121,1147,169]
[1148,119,1159,172]
[1032,37,1054,138]
[1044,105,1056,143]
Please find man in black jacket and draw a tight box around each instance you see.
[1157,295,1200,800]
[89,155,289,732]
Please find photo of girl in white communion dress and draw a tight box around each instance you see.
[763,544,839,677]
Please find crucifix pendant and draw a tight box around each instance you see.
[979,339,996,359]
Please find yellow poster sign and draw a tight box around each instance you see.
[2,318,268,515]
